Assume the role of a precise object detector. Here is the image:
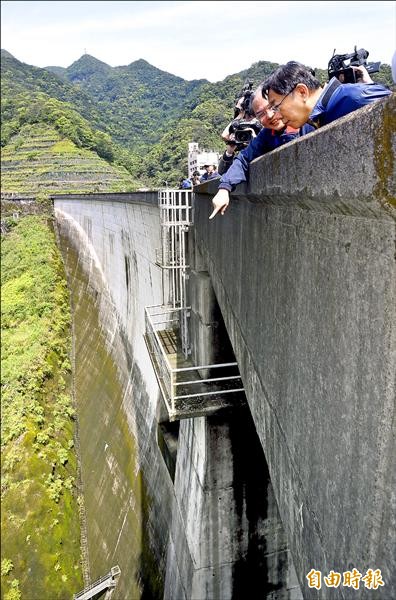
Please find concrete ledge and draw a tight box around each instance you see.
[198,94,396,217]
[51,190,159,205]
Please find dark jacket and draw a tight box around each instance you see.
[310,79,392,127]
[200,170,219,183]
[218,124,314,192]
[218,150,235,175]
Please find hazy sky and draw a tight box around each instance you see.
[2,0,395,82]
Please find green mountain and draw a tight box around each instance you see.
[1,49,393,188]
[47,54,208,148]
[1,50,105,131]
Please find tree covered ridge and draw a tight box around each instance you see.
[1,49,393,188]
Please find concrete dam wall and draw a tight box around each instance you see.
[54,94,395,599]
[55,193,169,599]
[193,95,395,598]
[55,193,291,599]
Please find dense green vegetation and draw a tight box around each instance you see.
[56,55,207,148]
[1,88,143,181]
[1,50,105,132]
[1,216,83,599]
[1,49,393,189]
[1,122,137,201]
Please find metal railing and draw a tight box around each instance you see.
[144,304,179,405]
[156,189,193,356]
[158,189,193,226]
[73,565,121,600]
[145,305,244,420]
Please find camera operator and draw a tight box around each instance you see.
[328,47,379,84]
[218,93,262,175]
[336,64,373,84]
[262,59,391,131]
[209,84,315,219]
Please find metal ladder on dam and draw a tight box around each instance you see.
[144,189,244,421]
[156,188,192,357]
[73,565,121,600]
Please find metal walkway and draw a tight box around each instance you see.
[73,565,121,600]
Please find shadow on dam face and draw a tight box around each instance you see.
[164,274,301,599]
[56,214,300,600]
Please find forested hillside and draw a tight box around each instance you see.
[1,50,105,132]
[1,48,393,189]
[48,54,207,148]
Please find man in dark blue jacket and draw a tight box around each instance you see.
[200,164,219,183]
[209,91,314,219]
[263,61,391,130]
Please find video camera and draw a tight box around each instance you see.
[234,79,255,118]
[328,46,381,83]
[228,118,262,149]
[227,79,262,149]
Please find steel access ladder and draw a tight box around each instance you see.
[156,188,193,357]
[144,189,245,421]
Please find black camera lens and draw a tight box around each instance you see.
[234,130,253,143]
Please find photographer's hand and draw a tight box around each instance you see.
[353,65,373,83]
[209,189,230,219]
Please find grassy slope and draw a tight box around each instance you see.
[1,217,83,599]
[1,122,138,200]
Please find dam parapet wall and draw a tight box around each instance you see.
[193,94,395,597]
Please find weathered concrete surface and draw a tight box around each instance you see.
[165,413,301,600]
[194,95,396,598]
[54,191,289,599]
[55,192,171,598]
[167,264,301,598]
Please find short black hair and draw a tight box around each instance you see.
[262,61,321,97]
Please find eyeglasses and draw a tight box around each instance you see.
[266,87,295,114]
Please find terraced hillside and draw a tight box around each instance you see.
[1,123,138,200]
